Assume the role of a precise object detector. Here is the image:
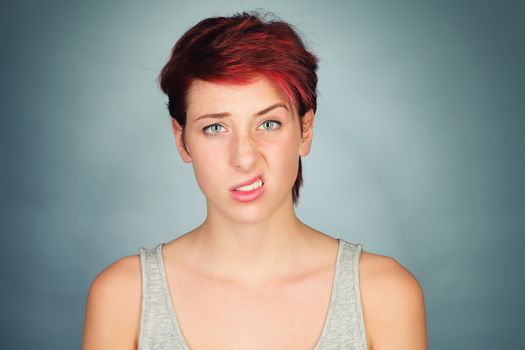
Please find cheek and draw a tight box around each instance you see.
[269,137,301,183]
[190,147,226,193]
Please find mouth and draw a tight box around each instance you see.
[229,175,266,202]
[230,175,265,192]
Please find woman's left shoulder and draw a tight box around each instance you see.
[358,250,421,290]
[357,249,427,349]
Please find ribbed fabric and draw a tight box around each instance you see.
[138,238,368,349]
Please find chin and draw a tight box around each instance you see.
[231,208,270,225]
[205,196,271,225]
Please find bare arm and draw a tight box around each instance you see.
[360,254,428,350]
[82,255,142,350]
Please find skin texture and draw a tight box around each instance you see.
[179,76,311,226]
[82,75,428,349]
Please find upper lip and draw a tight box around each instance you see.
[230,175,264,191]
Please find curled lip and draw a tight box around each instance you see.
[230,175,264,191]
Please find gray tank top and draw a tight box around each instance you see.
[137,238,368,349]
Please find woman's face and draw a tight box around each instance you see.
[172,75,314,224]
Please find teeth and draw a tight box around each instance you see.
[236,179,263,192]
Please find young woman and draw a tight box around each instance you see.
[82,11,427,350]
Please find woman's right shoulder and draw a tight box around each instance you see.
[90,253,142,290]
[82,253,142,349]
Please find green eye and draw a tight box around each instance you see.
[261,120,281,130]
[203,124,224,135]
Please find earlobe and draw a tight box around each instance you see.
[299,110,314,157]
[171,118,192,163]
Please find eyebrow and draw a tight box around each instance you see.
[193,103,289,123]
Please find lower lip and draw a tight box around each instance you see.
[230,183,265,202]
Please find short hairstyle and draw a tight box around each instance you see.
[158,11,319,206]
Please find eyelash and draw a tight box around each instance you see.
[202,120,282,135]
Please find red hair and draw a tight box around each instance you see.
[158,11,319,206]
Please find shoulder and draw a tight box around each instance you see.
[82,254,142,350]
[358,250,427,350]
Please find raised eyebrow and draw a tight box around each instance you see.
[255,103,289,116]
[193,112,230,123]
[193,103,289,124]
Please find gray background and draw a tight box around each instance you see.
[1,0,524,348]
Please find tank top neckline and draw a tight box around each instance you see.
[154,238,344,350]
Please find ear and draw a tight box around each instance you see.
[171,118,192,163]
[299,109,314,157]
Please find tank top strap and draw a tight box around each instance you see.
[138,245,185,349]
[316,239,368,349]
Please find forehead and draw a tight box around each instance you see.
[185,75,292,118]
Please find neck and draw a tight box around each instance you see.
[185,197,316,287]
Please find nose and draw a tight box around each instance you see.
[230,132,259,171]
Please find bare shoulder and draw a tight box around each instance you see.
[358,250,428,350]
[82,254,142,350]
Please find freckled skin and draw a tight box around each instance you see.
[171,75,314,225]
